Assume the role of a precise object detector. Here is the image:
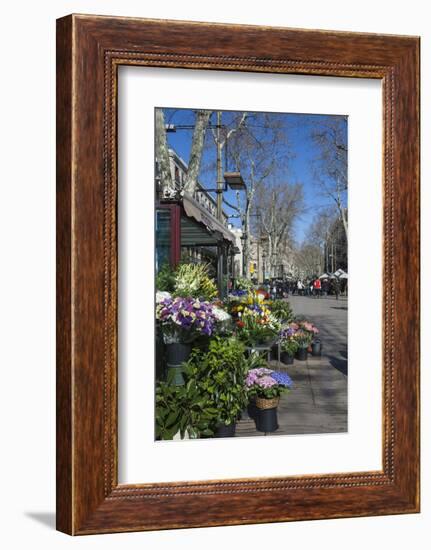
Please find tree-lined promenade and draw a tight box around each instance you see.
[156,108,348,288]
[155,107,349,440]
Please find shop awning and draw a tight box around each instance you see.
[182,192,236,245]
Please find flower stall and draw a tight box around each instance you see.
[155,262,320,439]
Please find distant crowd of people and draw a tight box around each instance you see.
[293,277,347,299]
[264,277,347,300]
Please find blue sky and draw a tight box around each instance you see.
[161,108,347,243]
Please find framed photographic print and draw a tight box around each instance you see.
[56,14,420,534]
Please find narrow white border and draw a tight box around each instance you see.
[118,67,382,484]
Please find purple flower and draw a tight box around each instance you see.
[270,371,293,388]
[156,296,218,337]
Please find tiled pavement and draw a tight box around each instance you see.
[236,295,348,437]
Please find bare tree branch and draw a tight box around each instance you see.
[155,108,176,198]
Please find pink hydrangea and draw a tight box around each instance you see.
[257,375,277,388]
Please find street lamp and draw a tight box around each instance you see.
[194,171,246,194]
[223,172,247,191]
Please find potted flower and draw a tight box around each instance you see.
[183,337,249,437]
[297,321,320,356]
[156,295,218,385]
[293,329,313,361]
[278,327,299,365]
[235,305,279,348]
[245,367,292,432]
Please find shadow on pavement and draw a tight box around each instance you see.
[327,351,348,375]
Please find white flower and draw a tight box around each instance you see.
[156,291,171,303]
[212,306,231,322]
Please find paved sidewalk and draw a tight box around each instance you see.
[236,295,348,437]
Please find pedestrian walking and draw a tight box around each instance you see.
[313,277,321,298]
[297,280,303,296]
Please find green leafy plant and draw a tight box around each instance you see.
[155,379,218,440]
[183,337,249,427]
[280,337,299,355]
[155,263,176,293]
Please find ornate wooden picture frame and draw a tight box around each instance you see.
[56,14,420,535]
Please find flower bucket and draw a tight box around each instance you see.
[215,422,236,438]
[280,351,294,365]
[311,340,322,357]
[247,399,259,421]
[296,347,308,361]
[255,406,279,433]
[165,343,191,386]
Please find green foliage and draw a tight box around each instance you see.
[155,263,176,293]
[246,350,269,370]
[155,380,218,440]
[183,337,249,426]
[268,300,294,323]
[239,323,277,346]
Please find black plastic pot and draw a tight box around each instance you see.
[165,343,191,386]
[215,422,236,438]
[280,351,294,365]
[255,408,279,433]
[247,400,258,421]
[311,340,322,357]
[296,347,308,361]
